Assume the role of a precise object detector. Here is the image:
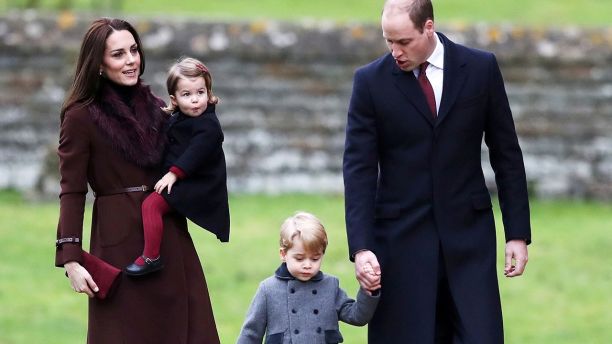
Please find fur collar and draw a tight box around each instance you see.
[89,80,167,168]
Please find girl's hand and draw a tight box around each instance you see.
[64,261,98,298]
[154,172,178,194]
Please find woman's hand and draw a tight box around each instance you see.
[65,261,98,298]
[154,172,178,194]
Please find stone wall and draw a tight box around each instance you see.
[1,11,611,199]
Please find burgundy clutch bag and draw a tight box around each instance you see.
[66,251,122,299]
[82,251,122,299]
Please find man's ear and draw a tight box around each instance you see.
[424,18,435,35]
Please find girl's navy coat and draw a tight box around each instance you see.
[161,104,230,242]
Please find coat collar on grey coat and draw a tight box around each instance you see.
[274,263,324,282]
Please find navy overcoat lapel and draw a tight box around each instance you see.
[436,32,468,126]
[391,61,436,127]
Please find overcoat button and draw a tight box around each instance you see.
[317,327,322,333]
[294,329,299,334]
[290,288,295,294]
[314,309,319,314]
[312,289,317,295]
[292,309,297,314]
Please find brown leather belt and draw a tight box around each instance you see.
[93,185,151,197]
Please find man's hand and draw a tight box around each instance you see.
[354,250,382,291]
[504,239,529,277]
[154,172,178,194]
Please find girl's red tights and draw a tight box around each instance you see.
[135,192,171,266]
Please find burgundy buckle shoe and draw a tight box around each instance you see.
[124,256,164,277]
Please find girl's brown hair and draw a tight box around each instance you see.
[164,57,219,114]
[60,18,145,122]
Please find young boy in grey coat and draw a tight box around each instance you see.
[237,212,381,344]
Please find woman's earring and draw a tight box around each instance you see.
[99,70,102,76]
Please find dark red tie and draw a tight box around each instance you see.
[418,62,437,118]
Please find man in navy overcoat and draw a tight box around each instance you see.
[343,0,532,342]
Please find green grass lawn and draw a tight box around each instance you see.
[0,191,611,343]
[2,0,612,27]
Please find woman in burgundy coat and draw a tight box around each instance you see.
[55,18,220,343]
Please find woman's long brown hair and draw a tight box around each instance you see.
[60,18,146,122]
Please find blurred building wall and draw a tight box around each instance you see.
[1,13,611,199]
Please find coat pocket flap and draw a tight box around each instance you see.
[324,329,344,343]
[454,93,486,108]
[374,204,401,219]
[265,332,284,344]
[471,193,493,210]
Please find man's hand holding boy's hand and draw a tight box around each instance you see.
[355,250,382,295]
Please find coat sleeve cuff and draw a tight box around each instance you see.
[506,237,531,245]
[55,243,83,267]
[350,248,369,262]
[169,165,187,179]
[355,287,380,322]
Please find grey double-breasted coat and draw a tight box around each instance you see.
[237,263,379,344]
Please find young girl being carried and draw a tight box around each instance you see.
[125,57,230,276]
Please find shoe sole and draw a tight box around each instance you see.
[124,264,165,277]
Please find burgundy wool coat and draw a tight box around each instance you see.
[55,83,220,344]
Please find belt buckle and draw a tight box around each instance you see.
[141,185,149,192]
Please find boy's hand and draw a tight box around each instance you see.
[364,263,382,294]
[363,262,375,275]
[155,172,178,194]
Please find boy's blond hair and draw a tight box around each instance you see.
[280,212,328,254]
